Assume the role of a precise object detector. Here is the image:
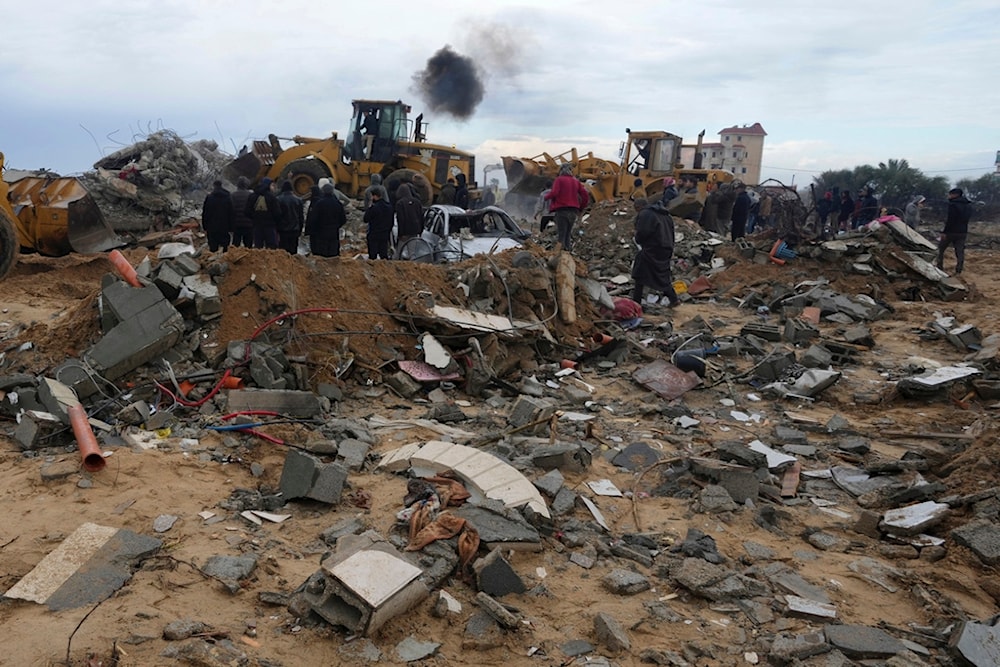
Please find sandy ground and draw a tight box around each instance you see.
[1,214,998,666]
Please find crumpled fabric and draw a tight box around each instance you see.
[406,511,472,552]
[612,296,643,321]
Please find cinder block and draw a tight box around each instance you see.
[52,359,100,401]
[279,449,348,505]
[171,254,201,276]
[102,282,166,326]
[153,262,184,300]
[509,395,555,429]
[84,300,184,380]
[182,274,221,320]
[306,547,429,635]
[14,410,64,450]
[307,462,349,504]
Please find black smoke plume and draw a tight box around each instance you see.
[411,45,485,120]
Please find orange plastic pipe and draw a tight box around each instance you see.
[108,249,141,288]
[68,403,106,472]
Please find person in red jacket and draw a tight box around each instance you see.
[544,164,589,252]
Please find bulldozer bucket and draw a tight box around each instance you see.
[8,176,122,257]
[221,151,264,186]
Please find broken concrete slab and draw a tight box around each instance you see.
[14,410,64,450]
[473,549,526,597]
[949,620,1000,667]
[824,625,905,658]
[202,554,258,593]
[593,611,631,656]
[602,569,651,595]
[452,504,540,547]
[881,501,949,536]
[951,521,1000,565]
[279,449,348,505]
[786,594,837,620]
[4,522,161,610]
[763,562,831,604]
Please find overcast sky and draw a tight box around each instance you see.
[2,0,997,188]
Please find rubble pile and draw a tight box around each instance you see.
[2,196,1000,666]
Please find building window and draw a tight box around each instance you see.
[741,167,747,174]
[732,151,738,158]
[744,152,748,158]
[731,168,736,173]
[712,151,717,158]
[737,135,742,141]
[724,136,730,142]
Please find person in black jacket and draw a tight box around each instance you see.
[307,183,346,257]
[230,177,254,247]
[276,181,304,255]
[837,191,854,233]
[731,182,751,241]
[393,184,424,259]
[631,198,679,307]
[364,190,394,259]
[246,177,281,249]
[201,180,233,252]
[454,173,470,209]
[937,188,973,274]
[854,186,879,228]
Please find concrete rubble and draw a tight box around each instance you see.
[2,188,1000,666]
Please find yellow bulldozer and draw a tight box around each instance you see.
[223,99,477,204]
[1,151,122,280]
[502,129,733,218]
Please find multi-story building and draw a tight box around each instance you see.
[700,123,767,185]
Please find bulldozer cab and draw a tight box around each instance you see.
[621,131,683,179]
[346,100,412,163]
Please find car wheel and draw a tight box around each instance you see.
[398,237,436,262]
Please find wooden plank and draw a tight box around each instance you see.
[781,461,801,498]
[881,431,974,441]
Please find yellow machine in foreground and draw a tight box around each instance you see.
[224,99,477,204]
[1,151,122,279]
[502,129,733,216]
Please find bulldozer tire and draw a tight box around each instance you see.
[279,159,331,199]
[0,209,17,281]
[384,169,432,206]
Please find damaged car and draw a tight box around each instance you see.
[397,205,530,262]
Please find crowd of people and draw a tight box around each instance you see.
[202,169,975,312]
[200,171,480,261]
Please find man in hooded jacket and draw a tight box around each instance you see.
[276,181,304,255]
[201,180,233,252]
[364,190,394,259]
[631,197,680,307]
[246,177,281,249]
[307,183,346,257]
[394,183,424,259]
[230,177,254,247]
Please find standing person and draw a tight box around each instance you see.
[817,191,834,230]
[837,191,854,232]
[481,183,497,208]
[544,163,589,252]
[363,174,388,211]
[364,190,394,259]
[534,180,554,232]
[905,195,926,230]
[631,197,680,308]
[455,173,470,209]
[659,177,678,206]
[667,175,703,220]
[936,188,973,274]
[201,180,233,252]
[246,177,281,249]
[731,182,751,241]
[394,183,424,258]
[276,181,304,255]
[630,177,647,201]
[307,183,346,257]
[230,176,254,247]
[716,182,737,236]
[439,178,457,205]
[856,186,879,228]
[757,190,773,229]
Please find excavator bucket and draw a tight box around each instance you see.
[8,176,122,257]
[221,139,277,186]
[502,156,553,219]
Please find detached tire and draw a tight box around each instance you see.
[0,210,17,281]
[278,159,331,198]
[384,169,432,206]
